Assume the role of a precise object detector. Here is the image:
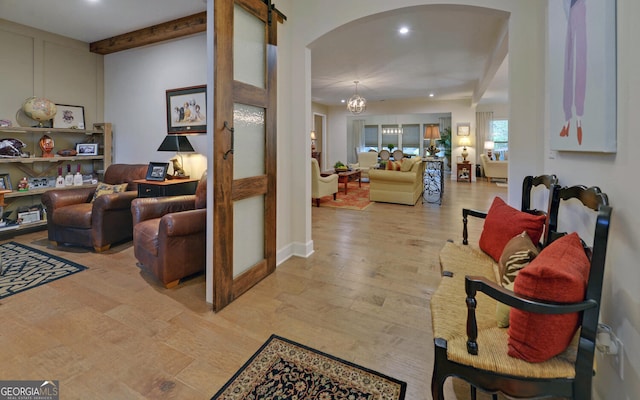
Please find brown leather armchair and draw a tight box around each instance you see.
[131,172,207,288]
[41,164,148,252]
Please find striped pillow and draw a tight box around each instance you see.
[496,231,539,327]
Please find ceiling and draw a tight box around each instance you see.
[0,1,509,107]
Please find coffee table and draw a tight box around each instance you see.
[336,170,361,194]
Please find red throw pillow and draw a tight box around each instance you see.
[385,161,402,171]
[507,232,590,362]
[479,197,546,262]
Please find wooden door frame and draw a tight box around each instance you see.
[212,0,281,311]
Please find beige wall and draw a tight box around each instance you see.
[0,19,104,127]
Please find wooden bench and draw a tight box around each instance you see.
[430,179,612,400]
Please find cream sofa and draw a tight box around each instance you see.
[480,153,508,182]
[350,151,379,180]
[368,156,425,205]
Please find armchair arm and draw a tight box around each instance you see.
[463,275,598,355]
[462,208,488,245]
[131,195,197,224]
[93,191,139,211]
[320,174,338,184]
[160,208,207,237]
[41,187,95,211]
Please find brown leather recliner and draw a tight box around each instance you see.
[131,171,207,288]
[41,164,148,252]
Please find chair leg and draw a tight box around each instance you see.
[164,279,180,289]
[315,198,320,207]
[333,193,337,200]
[470,385,476,400]
[94,244,111,252]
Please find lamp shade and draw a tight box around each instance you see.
[310,130,316,140]
[459,137,471,147]
[484,140,495,150]
[157,135,195,152]
[424,125,441,141]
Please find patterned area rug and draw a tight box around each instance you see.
[212,335,406,400]
[0,242,87,299]
[317,181,372,210]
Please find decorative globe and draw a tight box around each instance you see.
[22,97,57,123]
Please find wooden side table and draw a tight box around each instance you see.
[457,163,473,183]
[134,178,199,198]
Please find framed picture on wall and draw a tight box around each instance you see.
[457,123,470,136]
[53,104,85,129]
[166,85,207,134]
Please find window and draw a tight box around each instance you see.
[363,125,378,152]
[491,119,508,156]
[401,124,420,156]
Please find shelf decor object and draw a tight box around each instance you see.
[22,97,57,127]
[166,85,207,134]
[53,104,85,129]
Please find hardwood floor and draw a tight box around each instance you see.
[0,179,506,399]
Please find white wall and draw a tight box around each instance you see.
[104,35,208,180]
[544,1,640,398]
[283,0,638,398]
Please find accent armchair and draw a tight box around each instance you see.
[350,151,379,180]
[480,154,508,182]
[41,164,148,252]
[131,171,207,288]
[311,158,338,207]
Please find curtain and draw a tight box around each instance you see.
[476,112,493,164]
[350,119,365,163]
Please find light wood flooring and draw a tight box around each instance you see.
[0,178,506,399]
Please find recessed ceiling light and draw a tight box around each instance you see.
[398,26,409,35]
[429,93,435,97]
[341,99,346,103]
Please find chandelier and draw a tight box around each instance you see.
[347,81,366,114]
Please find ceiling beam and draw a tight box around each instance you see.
[89,12,206,55]
[472,19,509,107]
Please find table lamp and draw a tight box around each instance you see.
[484,140,495,160]
[157,135,195,178]
[424,125,440,156]
[459,137,471,162]
[310,130,317,152]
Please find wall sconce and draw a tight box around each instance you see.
[484,140,495,160]
[424,124,441,157]
[310,130,317,152]
[459,137,471,163]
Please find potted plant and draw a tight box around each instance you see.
[439,127,452,168]
[386,143,395,152]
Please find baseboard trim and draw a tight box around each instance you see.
[276,240,313,266]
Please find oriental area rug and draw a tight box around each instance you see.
[317,181,373,211]
[212,335,406,400]
[0,241,87,299]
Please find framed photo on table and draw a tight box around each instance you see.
[166,85,207,134]
[146,162,169,181]
[53,104,85,129]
